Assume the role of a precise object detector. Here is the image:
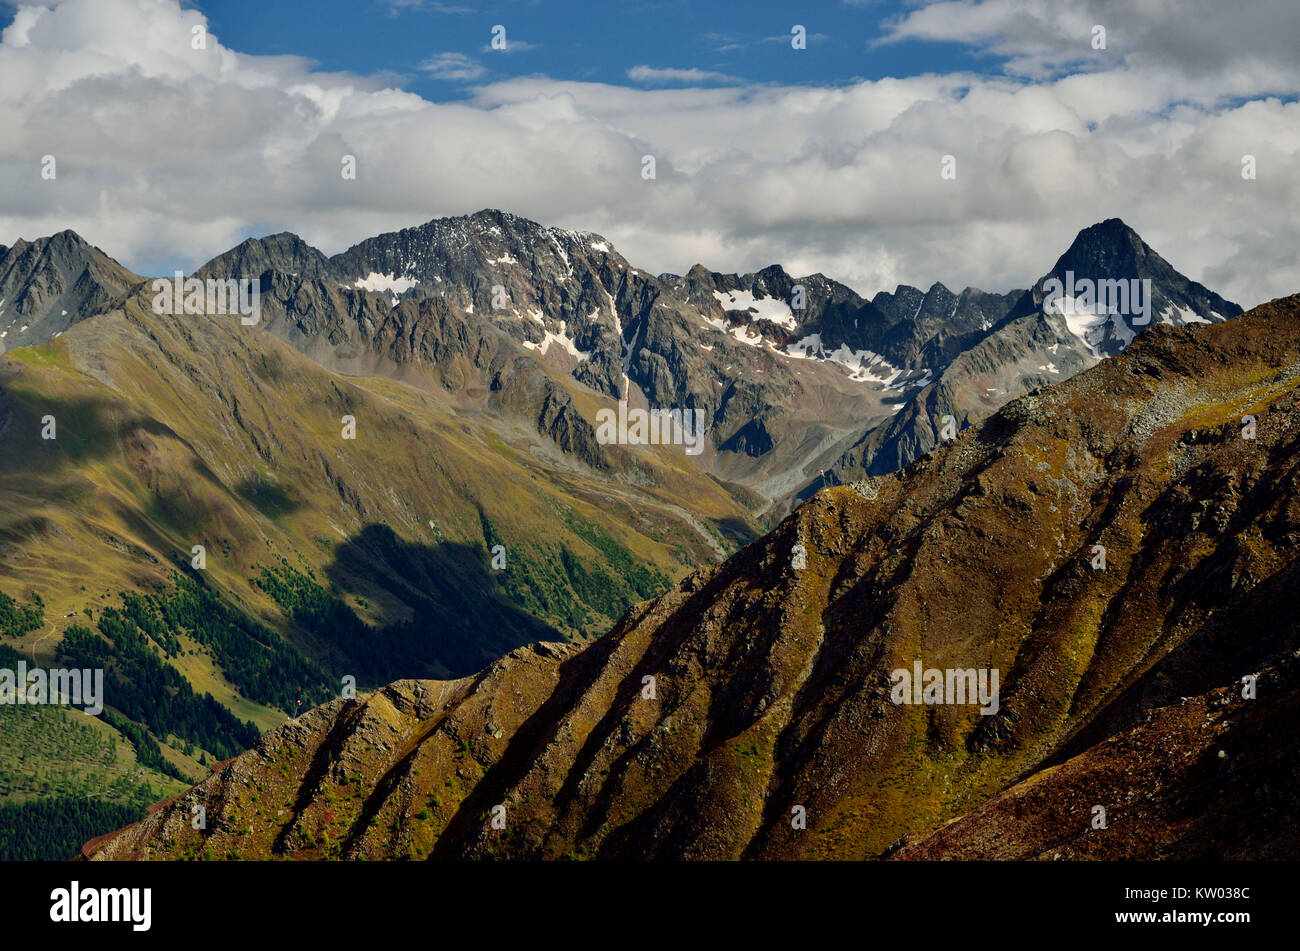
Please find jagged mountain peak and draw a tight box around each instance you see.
[1069,215,1140,242]
[329,209,631,290]
[1041,217,1201,287]
[0,228,139,353]
[197,231,335,281]
[1050,217,1165,279]
[754,262,795,281]
[1007,217,1244,355]
[360,208,620,256]
[52,228,96,246]
[5,228,100,258]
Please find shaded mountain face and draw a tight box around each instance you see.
[0,231,139,354]
[893,651,1300,860]
[823,218,1243,487]
[87,295,1300,861]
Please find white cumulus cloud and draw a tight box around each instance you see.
[1,0,1298,309]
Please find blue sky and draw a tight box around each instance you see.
[195,0,987,95]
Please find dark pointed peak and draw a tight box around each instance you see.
[1063,218,1147,254]
[1089,217,1136,234]
[1042,217,1162,285]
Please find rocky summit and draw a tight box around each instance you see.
[0,231,140,354]
[87,294,1300,861]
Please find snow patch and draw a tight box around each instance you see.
[354,272,417,295]
[522,319,589,361]
[1174,304,1211,325]
[1047,294,1137,355]
[1051,295,1107,351]
[784,332,911,386]
[712,289,797,331]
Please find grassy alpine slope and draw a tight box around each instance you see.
[0,284,759,826]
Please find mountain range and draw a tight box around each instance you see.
[86,292,1300,860]
[0,209,1264,859]
[2,211,1244,512]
